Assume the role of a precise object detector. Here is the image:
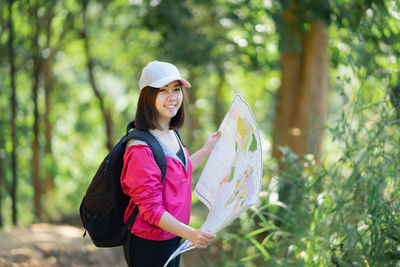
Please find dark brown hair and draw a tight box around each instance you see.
[134,86,185,130]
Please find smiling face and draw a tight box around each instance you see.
[155,80,183,127]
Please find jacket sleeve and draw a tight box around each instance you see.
[120,145,166,226]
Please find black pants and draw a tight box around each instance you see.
[123,233,181,267]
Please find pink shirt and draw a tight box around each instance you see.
[120,144,192,241]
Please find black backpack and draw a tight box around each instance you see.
[79,122,168,247]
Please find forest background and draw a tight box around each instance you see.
[0,0,399,266]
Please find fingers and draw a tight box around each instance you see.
[196,236,208,248]
[201,230,216,239]
[207,131,222,146]
[195,230,216,249]
[210,131,222,139]
[202,131,222,155]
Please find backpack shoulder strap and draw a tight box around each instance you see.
[174,130,185,147]
[125,129,167,183]
[126,121,135,134]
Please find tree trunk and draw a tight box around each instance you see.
[271,52,302,158]
[268,6,329,240]
[43,7,55,194]
[9,0,18,226]
[30,2,42,220]
[82,0,114,151]
[272,10,328,162]
[290,22,328,159]
[0,125,4,227]
[213,70,225,127]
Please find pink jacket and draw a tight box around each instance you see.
[120,141,192,241]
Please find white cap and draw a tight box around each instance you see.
[139,61,191,90]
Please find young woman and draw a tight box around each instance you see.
[120,61,221,267]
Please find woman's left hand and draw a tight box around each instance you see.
[190,131,222,171]
[202,131,222,155]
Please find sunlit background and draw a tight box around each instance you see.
[0,0,399,266]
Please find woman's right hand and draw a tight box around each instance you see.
[158,212,216,248]
[188,229,216,249]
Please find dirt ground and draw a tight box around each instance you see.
[0,224,210,267]
[0,224,126,267]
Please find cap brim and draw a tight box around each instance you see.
[149,76,191,88]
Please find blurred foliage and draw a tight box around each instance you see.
[191,76,399,266]
[0,0,399,266]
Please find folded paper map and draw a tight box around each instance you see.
[164,95,263,266]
